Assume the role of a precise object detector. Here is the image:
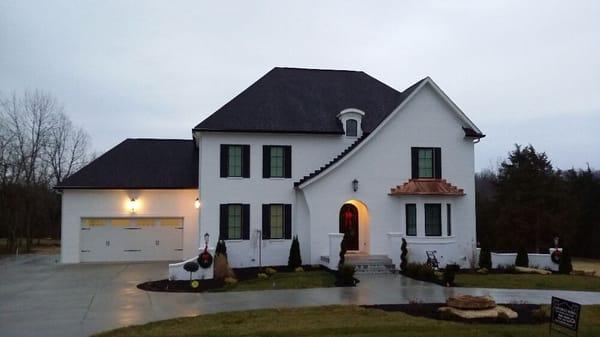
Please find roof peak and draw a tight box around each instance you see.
[272,66,364,73]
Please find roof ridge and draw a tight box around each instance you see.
[125,138,194,142]
[273,66,364,73]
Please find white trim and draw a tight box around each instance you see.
[336,108,366,118]
[297,78,482,189]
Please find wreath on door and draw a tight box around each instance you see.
[551,250,561,264]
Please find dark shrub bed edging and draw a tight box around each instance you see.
[137,265,358,293]
[363,303,549,325]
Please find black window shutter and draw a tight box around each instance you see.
[262,204,270,239]
[242,204,250,240]
[411,147,419,179]
[284,146,292,178]
[434,148,442,179]
[219,204,228,240]
[263,145,270,178]
[220,145,228,177]
[242,145,250,178]
[284,204,292,239]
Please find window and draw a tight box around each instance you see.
[346,119,358,137]
[425,204,442,236]
[220,145,250,178]
[270,147,284,178]
[219,204,250,240]
[405,204,417,236]
[411,147,441,179]
[262,204,292,239]
[228,146,242,177]
[446,204,452,236]
[263,145,291,178]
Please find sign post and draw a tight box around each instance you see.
[550,297,581,337]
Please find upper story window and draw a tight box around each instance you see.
[411,147,441,179]
[220,145,250,178]
[263,145,291,178]
[346,119,358,137]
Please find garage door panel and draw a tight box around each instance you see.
[80,217,183,262]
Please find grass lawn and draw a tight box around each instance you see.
[93,305,600,337]
[455,273,600,292]
[215,270,336,292]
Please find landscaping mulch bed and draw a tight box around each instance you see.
[363,303,549,325]
[137,265,356,293]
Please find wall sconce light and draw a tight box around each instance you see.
[128,198,137,213]
[194,198,201,209]
[352,179,359,192]
[204,232,210,246]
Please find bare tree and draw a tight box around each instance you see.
[45,112,90,185]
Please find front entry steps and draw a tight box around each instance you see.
[345,254,395,274]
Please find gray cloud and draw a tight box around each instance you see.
[1,0,599,171]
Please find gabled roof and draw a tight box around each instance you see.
[389,179,465,196]
[55,139,198,189]
[193,67,408,134]
[295,77,484,189]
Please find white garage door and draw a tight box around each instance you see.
[80,217,183,262]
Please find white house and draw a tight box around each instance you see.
[56,67,484,270]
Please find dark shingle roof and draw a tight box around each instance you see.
[55,139,198,189]
[193,67,409,134]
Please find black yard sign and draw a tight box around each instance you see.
[550,297,581,336]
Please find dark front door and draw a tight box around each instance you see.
[339,204,359,250]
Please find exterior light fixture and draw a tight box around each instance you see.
[352,179,359,192]
[128,198,137,213]
[194,198,201,209]
[204,232,210,246]
[553,236,559,248]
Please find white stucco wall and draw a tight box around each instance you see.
[61,189,199,263]
[195,132,354,267]
[300,82,478,268]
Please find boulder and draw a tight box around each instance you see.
[446,295,496,310]
[439,305,518,320]
[515,266,551,275]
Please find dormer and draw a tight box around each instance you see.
[337,108,365,138]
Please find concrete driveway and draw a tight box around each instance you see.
[2,254,600,337]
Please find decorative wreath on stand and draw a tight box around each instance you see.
[198,249,213,269]
[551,250,562,264]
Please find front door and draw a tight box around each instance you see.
[339,204,359,250]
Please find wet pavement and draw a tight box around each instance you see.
[2,254,600,337]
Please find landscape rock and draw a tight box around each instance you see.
[446,295,496,310]
[515,266,551,275]
[476,268,489,274]
[439,305,518,320]
[571,269,596,277]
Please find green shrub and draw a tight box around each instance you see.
[559,247,573,274]
[400,238,408,272]
[288,236,302,269]
[479,246,492,269]
[443,264,460,286]
[405,262,436,282]
[497,264,517,274]
[532,308,549,323]
[265,267,277,275]
[338,233,348,268]
[338,264,356,285]
[215,240,227,258]
[515,247,529,267]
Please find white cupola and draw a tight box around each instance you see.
[337,108,365,138]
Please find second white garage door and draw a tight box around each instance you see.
[80,217,183,262]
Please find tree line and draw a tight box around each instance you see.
[0,90,92,253]
[476,144,600,258]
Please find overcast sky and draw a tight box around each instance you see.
[1,1,599,172]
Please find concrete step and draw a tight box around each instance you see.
[345,254,395,274]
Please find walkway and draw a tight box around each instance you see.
[2,255,600,337]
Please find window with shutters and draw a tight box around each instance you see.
[227,204,242,240]
[263,145,291,178]
[411,147,441,179]
[346,119,358,137]
[228,145,242,177]
[269,204,284,239]
[425,203,442,236]
[405,204,417,236]
[270,147,284,178]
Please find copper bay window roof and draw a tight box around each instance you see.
[389,179,465,196]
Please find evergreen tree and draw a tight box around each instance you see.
[515,246,529,267]
[559,247,573,274]
[288,236,302,269]
[400,238,408,272]
[479,245,492,269]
